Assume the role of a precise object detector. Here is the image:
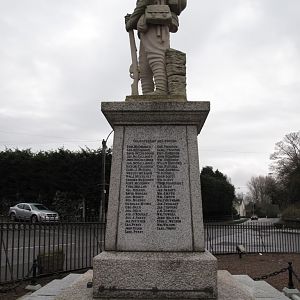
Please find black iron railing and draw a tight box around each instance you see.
[205,223,300,254]
[0,222,105,284]
[1,222,300,284]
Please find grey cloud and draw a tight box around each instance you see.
[0,1,299,192]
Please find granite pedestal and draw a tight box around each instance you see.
[93,98,217,299]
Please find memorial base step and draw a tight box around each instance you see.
[93,250,217,299]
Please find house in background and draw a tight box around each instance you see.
[234,198,246,217]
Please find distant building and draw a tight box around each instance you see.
[234,198,246,217]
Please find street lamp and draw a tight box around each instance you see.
[99,130,113,222]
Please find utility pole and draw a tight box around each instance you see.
[99,130,113,223]
[82,197,86,222]
[99,139,107,223]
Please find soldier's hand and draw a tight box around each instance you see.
[125,14,131,25]
[125,14,132,31]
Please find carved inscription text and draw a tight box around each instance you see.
[125,139,183,234]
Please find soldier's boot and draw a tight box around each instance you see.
[140,69,155,94]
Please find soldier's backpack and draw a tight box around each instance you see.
[145,4,172,25]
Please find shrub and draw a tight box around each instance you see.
[281,204,300,220]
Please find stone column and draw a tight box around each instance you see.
[93,97,217,299]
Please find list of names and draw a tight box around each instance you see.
[157,140,182,231]
[125,142,154,234]
[124,139,183,234]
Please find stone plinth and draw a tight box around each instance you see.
[93,251,217,299]
[102,100,209,135]
[93,99,216,299]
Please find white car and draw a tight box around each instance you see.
[8,203,59,223]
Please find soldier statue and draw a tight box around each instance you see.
[125,0,187,95]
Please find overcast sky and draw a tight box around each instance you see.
[1,0,299,194]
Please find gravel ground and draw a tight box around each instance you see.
[1,254,299,300]
[217,253,300,292]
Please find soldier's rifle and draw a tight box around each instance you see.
[128,28,140,96]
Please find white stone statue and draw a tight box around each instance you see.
[126,0,187,96]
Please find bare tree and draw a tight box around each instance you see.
[247,176,273,204]
[270,131,300,179]
[270,131,300,204]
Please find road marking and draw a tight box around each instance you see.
[4,243,76,252]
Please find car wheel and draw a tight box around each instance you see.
[31,215,38,224]
[9,213,16,222]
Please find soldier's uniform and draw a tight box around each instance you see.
[126,0,180,95]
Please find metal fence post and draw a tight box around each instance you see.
[288,262,295,289]
[31,259,38,285]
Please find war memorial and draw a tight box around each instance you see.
[91,0,218,298]
[28,1,294,300]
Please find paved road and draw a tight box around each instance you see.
[243,218,280,225]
